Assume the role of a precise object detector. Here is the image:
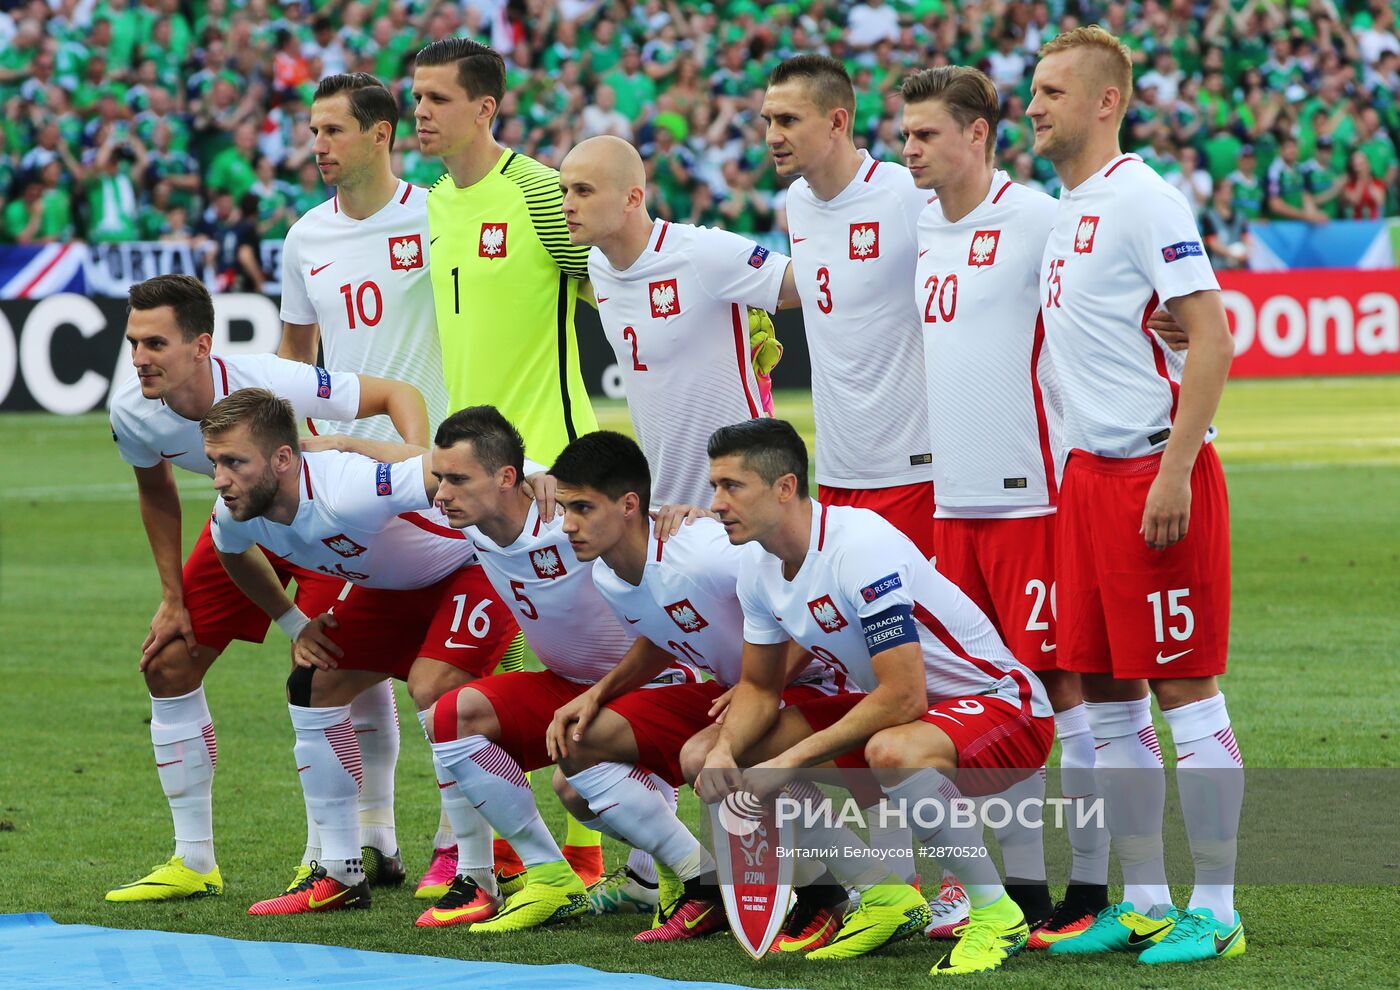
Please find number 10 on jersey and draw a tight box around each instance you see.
[340,281,383,330]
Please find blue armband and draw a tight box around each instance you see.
[862,603,918,655]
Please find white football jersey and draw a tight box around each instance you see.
[916,173,1063,518]
[280,181,449,441]
[467,503,693,685]
[110,352,360,478]
[210,451,473,589]
[737,500,1050,717]
[589,220,787,508]
[785,154,933,488]
[1040,155,1221,459]
[591,517,842,693]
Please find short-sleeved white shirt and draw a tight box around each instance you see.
[280,181,449,441]
[737,500,1050,717]
[785,154,933,489]
[591,517,842,693]
[466,503,692,685]
[1040,155,1221,459]
[589,220,787,508]
[210,451,472,589]
[916,173,1063,517]
[109,352,360,478]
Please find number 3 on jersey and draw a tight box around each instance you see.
[339,281,382,330]
[815,267,832,314]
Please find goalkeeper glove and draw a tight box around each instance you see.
[748,307,783,415]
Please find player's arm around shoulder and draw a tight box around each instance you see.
[354,374,429,446]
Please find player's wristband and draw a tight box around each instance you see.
[275,606,311,641]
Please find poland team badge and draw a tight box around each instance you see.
[648,278,680,319]
[849,222,880,260]
[808,595,848,633]
[530,545,567,579]
[1074,216,1099,254]
[480,223,508,258]
[665,599,707,633]
[707,789,795,959]
[968,229,1000,267]
[388,234,423,271]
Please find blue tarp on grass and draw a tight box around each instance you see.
[0,914,798,990]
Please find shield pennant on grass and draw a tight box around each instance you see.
[708,789,794,959]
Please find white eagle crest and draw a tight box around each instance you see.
[672,605,701,631]
[532,547,562,575]
[327,536,362,557]
[1075,217,1097,251]
[971,232,997,264]
[391,238,419,267]
[851,225,877,257]
[813,600,842,630]
[481,225,505,255]
[651,282,676,314]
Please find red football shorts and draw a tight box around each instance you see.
[294,564,519,680]
[606,681,727,785]
[819,481,935,560]
[445,669,592,772]
[933,514,1058,671]
[183,520,333,652]
[791,690,1053,797]
[1056,445,1230,679]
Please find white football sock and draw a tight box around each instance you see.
[432,734,562,868]
[785,780,896,891]
[1085,698,1171,912]
[882,769,1004,908]
[350,679,399,855]
[986,768,1047,883]
[569,763,711,881]
[150,688,217,873]
[289,703,362,884]
[1163,693,1243,921]
[426,725,499,895]
[866,799,918,883]
[1056,703,1110,885]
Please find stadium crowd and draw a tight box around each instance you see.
[1,0,1397,274]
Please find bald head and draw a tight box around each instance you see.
[559,136,651,251]
[565,136,646,192]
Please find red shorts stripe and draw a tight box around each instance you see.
[818,481,935,560]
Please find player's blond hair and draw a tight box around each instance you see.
[200,388,300,458]
[1039,26,1134,120]
[901,66,1001,163]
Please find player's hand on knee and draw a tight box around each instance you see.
[651,503,719,541]
[707,685,735,724]
[1147,307,1189,351]
[743,758,795,800]
[294,613,343,670]
[522,471,558,520]
[695,746,743,805]
[547,692,600,761]
[141,599,197,670]
[1141,473,1191,550]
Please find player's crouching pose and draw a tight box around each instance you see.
[690,419,1055,975]
[344,407,695,932]
[541,431,852,946]
[106,275,428,903]
[199,389,518,918]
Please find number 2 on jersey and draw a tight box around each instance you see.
[339,281,382,330]
[622,325,648,371]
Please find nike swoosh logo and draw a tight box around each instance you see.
[155,759,183,767]
[1039,640,1056,653]
[684,906,714,929]
[919,249,929,257]
[297,765,312,773]
[443,638,480,649]
[593,803,619,815]
[596,296,609,303]
[624,617,641,624]
[310,263,334,276]
[1094,742,1111,750]
[1212,924,1243,954]
[160,451,187,459]
[430,236,439,244]
[1126,922,1174,945]
[1155,648,1193,664]
[473,800,487,809]
[306,887,352,909]
[791,236,806,243]
[928,712,963,726]
[437,781,455,789]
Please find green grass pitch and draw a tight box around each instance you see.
[1,377,1397,988]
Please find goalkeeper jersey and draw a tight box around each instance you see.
[427,149,598,464]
